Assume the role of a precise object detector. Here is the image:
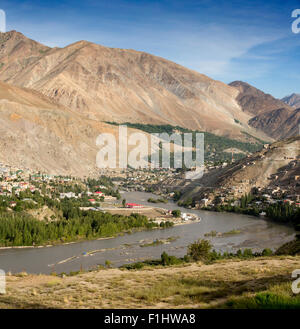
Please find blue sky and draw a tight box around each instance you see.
[1,0,300,98]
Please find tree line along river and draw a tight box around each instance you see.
[0,191,296,274]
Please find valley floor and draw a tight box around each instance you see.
[1,256,300,309]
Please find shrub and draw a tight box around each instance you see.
[187,239,212,262]
[172,210,181,218]
[105,260,112,268]
[262,248,273,256]
[161,252,182,266]
[275,239,300,256]
[236,249,242,257]
[161,251,171,266]
[160,221,174,228]
[243,248,253,258]
[124,262,144,270]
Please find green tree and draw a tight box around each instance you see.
[187,239,212,262]
[172,209,181,218]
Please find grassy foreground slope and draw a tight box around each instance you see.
[1,256,299,309]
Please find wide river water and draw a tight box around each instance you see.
[0,191,296,274]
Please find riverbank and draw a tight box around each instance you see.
[100,205,200,224]
[1,256,299,309]
[0,191,295,275]
[0,203,199,250]
[0,217,199,251]
[179,198,300,231]
[0,236,116,250]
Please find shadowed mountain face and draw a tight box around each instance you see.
[0,31,266,140]
[249,108,300,140]
[229,81,291,116]
[282,93,300,108]
[229,81,299,139]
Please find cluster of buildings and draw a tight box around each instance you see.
[0,164,35,196]
[194,184,300,211]
[113,168,180,192]
[0,163,112,204]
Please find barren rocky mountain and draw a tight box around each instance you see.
[0,80,187,176]
[0,81,140,176]
[282,93,300,108]
[278,108,300,138]
[179,136,300,203]
[230,81,299,139]
[0,31,267,141]
[229,81,291,116]
[2,31,299,176]
[0,31,50,79]
[249,107,300,140]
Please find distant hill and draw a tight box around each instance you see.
[180,136,300,202]
[229,81,291,116]
[230,81,299,139]
[249,108,300,140]
[282,93,300,108]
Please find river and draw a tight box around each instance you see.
[0,191,295,274]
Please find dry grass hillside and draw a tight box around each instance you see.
[0,256,299,309]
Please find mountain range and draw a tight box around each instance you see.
[0,30,299,175]
[0,31,259,139]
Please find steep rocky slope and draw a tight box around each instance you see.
[282,93,300,108]
[230,81,298,139]
[180,136,300,202]
[0,31,50,79]
[0,31,266,140]
[249,108,300,140]
[229,81,291,116]
[0,81,140,176]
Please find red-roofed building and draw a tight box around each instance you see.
[126,203,143,208]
